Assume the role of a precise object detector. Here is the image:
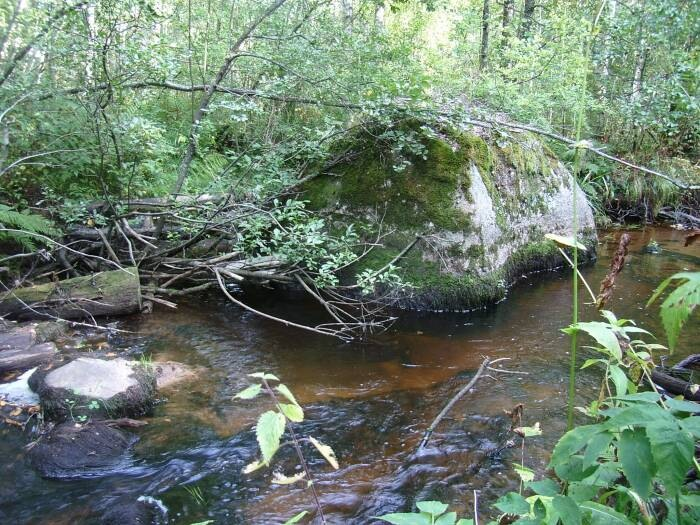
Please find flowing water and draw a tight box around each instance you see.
[1,227,699,524]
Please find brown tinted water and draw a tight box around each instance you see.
[1,227,698,524]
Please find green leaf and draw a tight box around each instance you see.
[283,511,309,525]
[309,436,339,469]
[376,513,431,525]
[679,415,700,438]
[234,384,261,399]
[646,419,693,496]
[608,365,628,397]
[279,403,304,422]
[572,322,622,361]
[545,233,587,251]
[435,512,457,525]
[455,520,474,525]
[582,430,614,469]
[513,464,535,483]
[550,425,601,468]
[552,495,581,525]
[618,428,655,499]
[579,501,634,524]
[276,384,300,405]
[494,492,530,515]
[416,501,448,517]
[664,397,700,413]
[526,478,560,496]
[648,272,700,352]
[249,372,280,381]
[256,410,286,464]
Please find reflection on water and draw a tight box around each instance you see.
[0,227,698,524]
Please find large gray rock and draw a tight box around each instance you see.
[304,121,597,310]
[30,357,156,421]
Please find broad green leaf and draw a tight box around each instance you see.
[608,365,628,397]
[582,430,614,469]
[554,455,598,482]
[572,322,622,360]
[279,403,304,422]
[376,513,431,525]
[603,404,674,429]
[646,419,693,496]
[550,425,601,467]
[648,272,700,352]
[234,383,261,399]
[455,520,474,525]
[679,415,700,438]
[664,397,700,413]
[256,410,286,463]
[283,511,309,525]
[579,501,634,524]
[514,463,535,483]
[545,233,587,251]
[552,495,581,525]
[434,512,457,525]
[416,501,448,516]
[494,492,529,515]
[276,384,300,405]
[614,392,661,403]
[272,471,306,485]
[618,428,655,498]
[526,478,560,496]
[249,372,280,381]
[309,436,339,469]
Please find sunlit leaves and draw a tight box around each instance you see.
[545,233,587,251]
[647,272,700,352]
[309,436,339,470]
[234,384,262,399]
[272,471,307,485]
[256,410,286,464]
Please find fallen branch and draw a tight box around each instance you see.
[418,357,491,449]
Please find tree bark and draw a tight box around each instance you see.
[519,0,536,39]
[0,267,141,321]
[479,0,490,70]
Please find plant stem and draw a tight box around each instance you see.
[262,378,327,525]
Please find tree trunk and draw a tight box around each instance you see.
[0,267,141,321]
[479,0,490,70]
[519,0,536,39]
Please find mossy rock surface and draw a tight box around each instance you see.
[304,121,597,310]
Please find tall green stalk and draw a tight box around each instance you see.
[566,1,607,431]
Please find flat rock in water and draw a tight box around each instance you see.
[46,357,139,398]
[28,421,136,479]
[31,357,156,421]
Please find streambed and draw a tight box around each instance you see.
[1,227,698,524]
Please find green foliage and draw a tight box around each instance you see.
[377,500,473,525]
[648,272,700,352]
[0,204,59,251]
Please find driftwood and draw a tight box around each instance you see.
[418,357,491,449]
[0,267,141,321]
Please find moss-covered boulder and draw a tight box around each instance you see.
[304,122,596,310]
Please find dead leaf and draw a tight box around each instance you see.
[9,407,22,417]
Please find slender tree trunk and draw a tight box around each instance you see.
[167,0,289,200]
[630,41,647,104]
[0,0,22,60]
[479,0,490,71]
[519,0,536,39]
[502,0,514,30]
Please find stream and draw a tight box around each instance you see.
[1,227,699,524]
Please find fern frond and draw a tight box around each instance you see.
[0,205,60,250]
